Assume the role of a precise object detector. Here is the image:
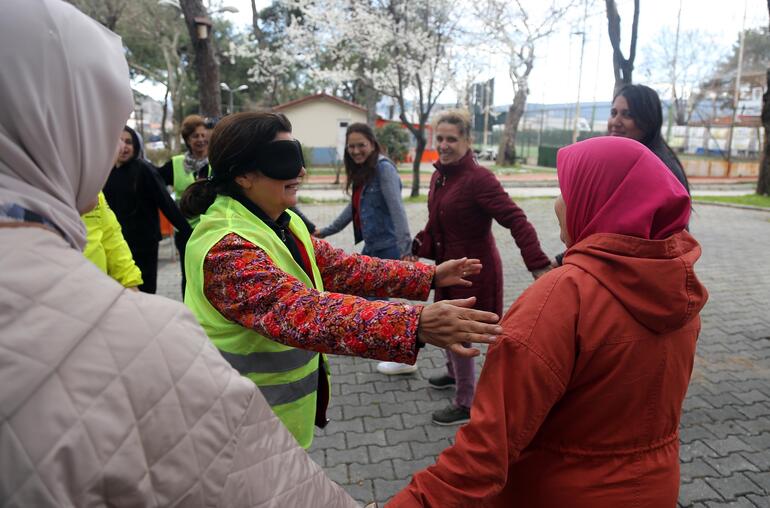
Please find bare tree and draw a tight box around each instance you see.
[757,0,770,195]
[179,0,222,117]
[476,0,575,165]
[640,27,720,126]
[605,0,639,95]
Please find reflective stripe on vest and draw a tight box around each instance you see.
[257,368,320,407]
[171,155,202,228]
[183,195,327,449]
[220,347,317,374]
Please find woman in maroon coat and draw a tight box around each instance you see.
[413,110,552,425]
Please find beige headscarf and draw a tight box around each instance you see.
[0,0,133,250]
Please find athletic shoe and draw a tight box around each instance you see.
[376,361,418,375]
[432,405,471,426]
[427,374,456,390]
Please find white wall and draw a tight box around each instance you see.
[279,99,367,149]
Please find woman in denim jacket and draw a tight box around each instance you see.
[317,123,416,375]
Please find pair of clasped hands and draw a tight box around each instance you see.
[414,257,501,358]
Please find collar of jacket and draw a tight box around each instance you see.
[231,193,292,236]
[434,149,476,177]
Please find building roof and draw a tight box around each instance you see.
[273,92,367,113]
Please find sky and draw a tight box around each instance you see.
[137,0,767,107]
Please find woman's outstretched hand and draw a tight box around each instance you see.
[434,257,482,288]
[417,297,501,357]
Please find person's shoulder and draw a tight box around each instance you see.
[376,155,398,173]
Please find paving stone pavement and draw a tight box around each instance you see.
[156,198,770,507]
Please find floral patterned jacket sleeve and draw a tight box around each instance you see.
[311,237,433,300]
[203,233,433,363]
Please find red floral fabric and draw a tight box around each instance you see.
[202,233,434,363]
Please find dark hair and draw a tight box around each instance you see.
[343,123,383,193]
[181,114,206,150]
[615,84,690,191]
[180,112,293,217]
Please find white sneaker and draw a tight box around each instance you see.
[376,361,418,375]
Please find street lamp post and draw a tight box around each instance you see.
[220,83,249,115]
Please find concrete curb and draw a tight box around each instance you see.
[693,200,770,212]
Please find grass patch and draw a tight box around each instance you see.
[695,194,770,208]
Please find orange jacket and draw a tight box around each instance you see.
[389,231,708,508]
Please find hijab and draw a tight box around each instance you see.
[557,136,691,245]
[0,0,133,250]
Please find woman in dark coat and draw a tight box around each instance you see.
[103,126,192,294]
[413,110,552,425]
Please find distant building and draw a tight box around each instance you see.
[273,93,367,165]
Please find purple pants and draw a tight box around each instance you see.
[445,347,475,409]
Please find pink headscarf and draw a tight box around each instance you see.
[557,136,690,244]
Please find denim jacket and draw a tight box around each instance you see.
[320,155,411,256]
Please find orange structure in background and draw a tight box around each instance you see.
[159,211,174,237]
[375,118,439,163]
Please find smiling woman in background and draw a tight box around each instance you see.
[608,84,690,193]
[412,109,552,426]
[316,123,415,376]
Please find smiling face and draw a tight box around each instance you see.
[346,132,375,165]
[235,131,305,220]
[607,95,645,142]
[435,121,470,165]
[187,125,209,158]
[116,130,135,166]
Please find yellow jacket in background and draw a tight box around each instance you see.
[82,193,143,288]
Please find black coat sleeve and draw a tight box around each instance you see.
[142,162,192,237]
[157,160,174,187]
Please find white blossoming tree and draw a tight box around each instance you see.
[474,0,576,165]
[237,0,458,196]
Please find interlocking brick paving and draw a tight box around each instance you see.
[157,198,770,506]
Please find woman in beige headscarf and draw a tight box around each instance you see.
[0,1,359,506]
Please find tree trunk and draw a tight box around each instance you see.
[605,0,640,95]
[161,86,170,149]
[179,0,221,118]
[354,79,379,127]
[757,68,770,195]
[496,87,528,166]
[411,132,426,198]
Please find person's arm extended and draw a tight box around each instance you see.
[317,202,353,238]
[378,159,412,257]
[144,163,192,237]
[474,169,551,271]
[205,233,423,363]
[312,236,433,300]
[388,274,574,507]
[205,234,502,362]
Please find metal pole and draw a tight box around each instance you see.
[726,0,748,176]
[572,0,588,143]
[228,90,234,115]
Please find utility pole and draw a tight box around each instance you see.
[572,0,588,143]
[666,0,683,141]
[726,0,748,176]
[482,79,491,147]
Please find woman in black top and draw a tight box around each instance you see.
[103,126,192,294]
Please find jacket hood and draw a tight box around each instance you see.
[563,231,708,333]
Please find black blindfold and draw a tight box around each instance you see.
[210,139,305,182]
